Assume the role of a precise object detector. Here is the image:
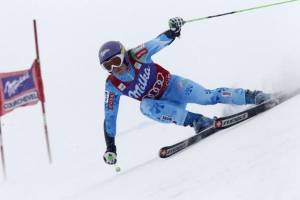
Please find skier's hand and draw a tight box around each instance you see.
[103,151,117,165]
[168,17,185,33]
[103,128,117,165]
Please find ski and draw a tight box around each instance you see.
[159,89,300,158]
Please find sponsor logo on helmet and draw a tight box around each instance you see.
[100,49,110,59]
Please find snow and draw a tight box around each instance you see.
[1,0,300,199]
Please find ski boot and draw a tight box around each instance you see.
[245,90,272,105]
[193,115,214,134]
[184,112,214,134]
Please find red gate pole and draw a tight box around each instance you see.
[0,117,7,180]
[33,20,52,164]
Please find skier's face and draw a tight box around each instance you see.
[101,48,126,73]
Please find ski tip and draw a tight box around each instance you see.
[159,148,168,158]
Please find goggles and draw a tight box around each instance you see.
[101,48,125,73]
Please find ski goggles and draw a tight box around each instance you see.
[101,48,125,73]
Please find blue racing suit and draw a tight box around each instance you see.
[104,30,247,151]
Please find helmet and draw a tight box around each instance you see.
[99,41,125,66]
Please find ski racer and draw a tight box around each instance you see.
[99,17,271,165]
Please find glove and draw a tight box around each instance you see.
[168,17,185,33]
[103,150,117,165]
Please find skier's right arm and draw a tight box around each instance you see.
[103,81,121,165]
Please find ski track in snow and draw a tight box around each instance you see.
[66,157,160,200]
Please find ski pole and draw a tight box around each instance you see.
[184,0,300,24]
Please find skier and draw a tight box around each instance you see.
[100,17,270,165]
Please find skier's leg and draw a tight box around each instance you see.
[140,99,213,132]
[162,75,269,105]
[207,88,247,105]
[209,88,270,105]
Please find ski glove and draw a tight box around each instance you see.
[168,17,185,33]
[103,151,117,165]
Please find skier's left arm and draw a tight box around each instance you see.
[103,81,121,165]
[130,17,185,63]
